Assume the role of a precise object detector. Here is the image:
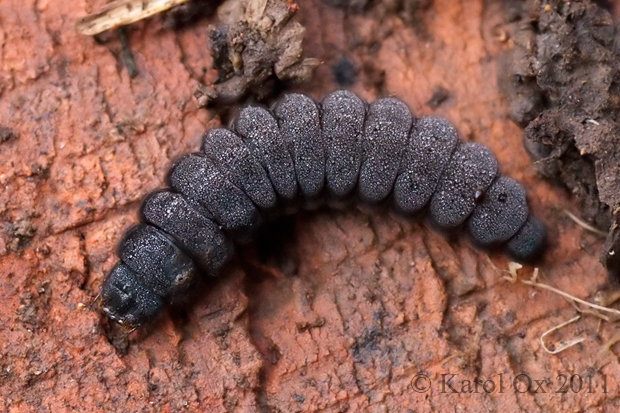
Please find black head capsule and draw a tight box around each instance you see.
[100,262,164,327]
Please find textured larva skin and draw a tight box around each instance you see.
[429,142,499,229]
[235,106,298,202]
[169,153,261,241]
[273,94,325,202]
[393,116,459,215]
[119,225,198,301]
[321,90,366,200]
[467,177,529,246]
[141,190,233,276]
[100,90,546,327]
[505,216,546,262]
[359,98,412,204]
[202,128,278,212]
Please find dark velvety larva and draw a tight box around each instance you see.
[99,90,546,327]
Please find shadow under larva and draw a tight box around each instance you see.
[99,90,546,328]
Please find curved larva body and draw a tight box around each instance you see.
[100,90,546,327]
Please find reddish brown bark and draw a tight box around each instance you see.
[0,0,618,411]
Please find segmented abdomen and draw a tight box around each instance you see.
[100,90,546,327]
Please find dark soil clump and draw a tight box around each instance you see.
[500,0,620,277]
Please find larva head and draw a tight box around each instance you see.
[99,262,164,327]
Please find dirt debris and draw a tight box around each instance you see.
[4,215,37,252]
[500,0,620,277]
[0,126,18,144]
[194,0,320,106]
[162,0,221,29]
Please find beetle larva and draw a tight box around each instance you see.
[99,90,546,327]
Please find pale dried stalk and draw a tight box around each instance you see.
[491,262,620,355]
[521,277,620,319]
[563,209,607,237]
[540,315,585,354]
[76,0,192,36]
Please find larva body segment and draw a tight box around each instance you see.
[202,128,278,212]
[119,224,198,300]
[272,94,325,202]
[100,90,547,328]
[393,116,459,215]
[169,153,261,242]
[467,177,528,246]
[429,142,499,229]
[321,90,366,200]
[235,107,298,202]
[359,98,413,204]
[141,190,233,276]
